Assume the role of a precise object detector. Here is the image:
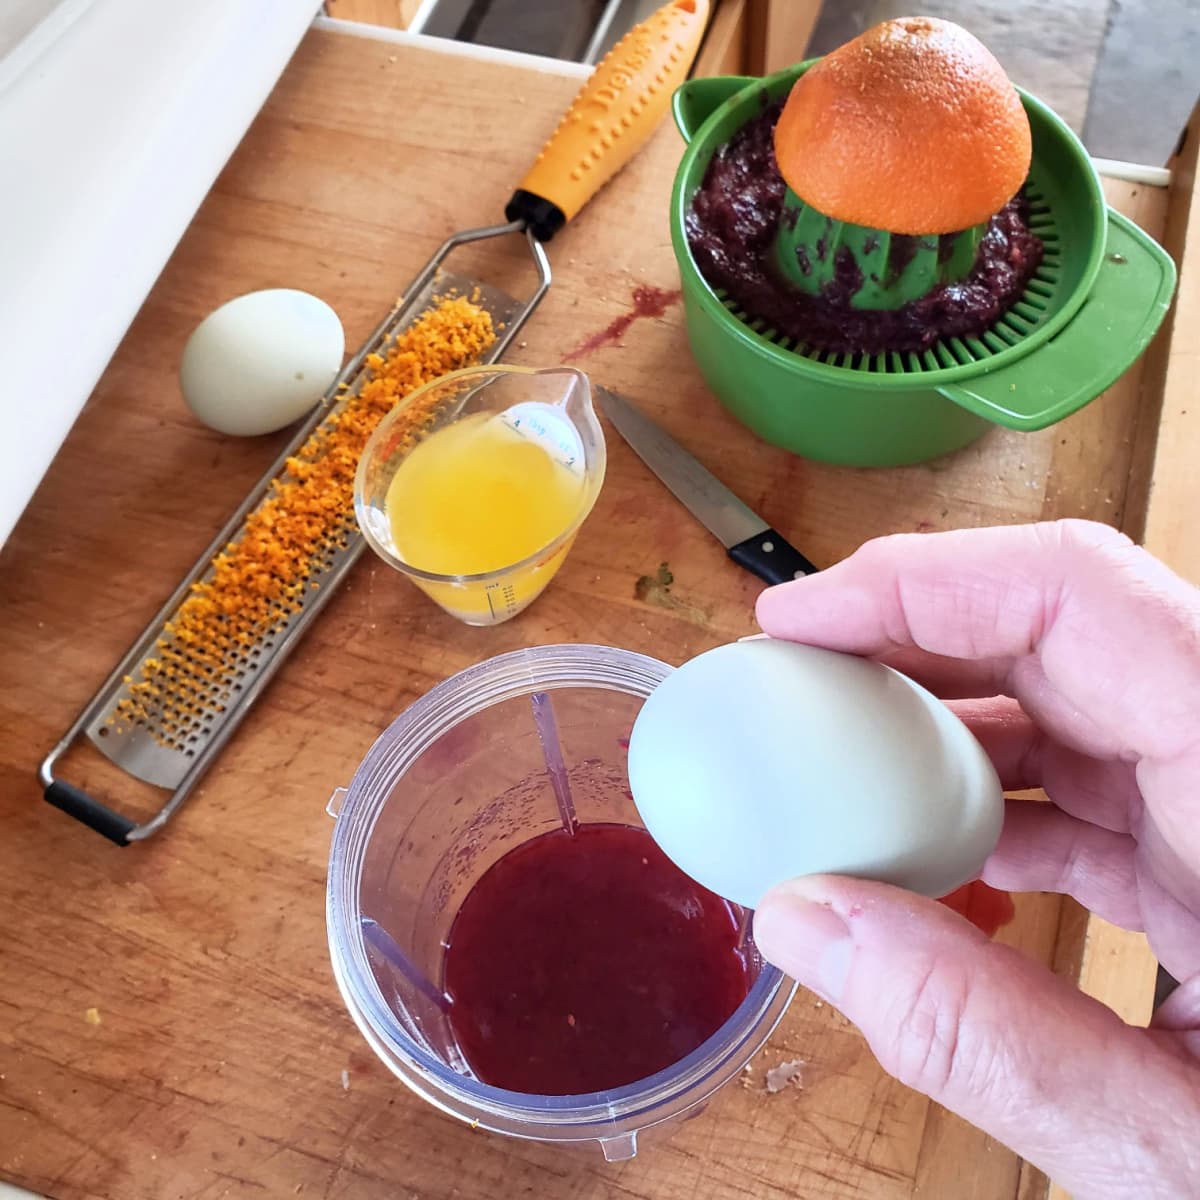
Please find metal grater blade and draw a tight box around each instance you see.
[42,219,553,842]
[85,272,526,791]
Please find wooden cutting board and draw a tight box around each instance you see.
[0,27,1193,1200]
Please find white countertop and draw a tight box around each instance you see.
[0,0,323,548]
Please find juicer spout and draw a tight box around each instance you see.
[672,76,756,144]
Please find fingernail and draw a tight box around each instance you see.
[736,633,770,643]
[753,882,854,1004]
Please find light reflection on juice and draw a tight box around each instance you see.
[384,410,585,623]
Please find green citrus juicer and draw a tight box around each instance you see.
[669,64,1177,466]
[774,199,985,308]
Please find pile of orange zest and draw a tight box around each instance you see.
[114,295,495,747]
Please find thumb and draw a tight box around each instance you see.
[753,876,1199,1197]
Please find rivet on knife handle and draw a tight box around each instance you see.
[728,531,820,586]
[505,0,710,240]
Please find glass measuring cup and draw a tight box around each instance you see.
[354,365,605,626]
[325,644,796,1160]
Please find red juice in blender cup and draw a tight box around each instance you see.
[443,822,752,1096]
[326,645,794,1160]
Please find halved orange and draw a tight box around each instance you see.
[773,17,1032,235]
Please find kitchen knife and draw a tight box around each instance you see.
[596,387,819,585]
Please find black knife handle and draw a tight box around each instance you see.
[728,530,820,585]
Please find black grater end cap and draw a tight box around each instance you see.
[506,190,566,242]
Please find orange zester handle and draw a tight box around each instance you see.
[505,0,710,241]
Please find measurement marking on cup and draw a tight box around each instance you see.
[484,580,520,622]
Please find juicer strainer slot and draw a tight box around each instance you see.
[714,171,1067,377]
[670,63,1174,464]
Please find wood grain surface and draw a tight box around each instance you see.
[693,0,751,78]
[746,0,824,76]
[324,0,423,30]
[0,29,1190,1200]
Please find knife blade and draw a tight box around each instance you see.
[596,387,819,585]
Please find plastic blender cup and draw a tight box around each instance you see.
[354,365,605,626]
[325,644,796,1161]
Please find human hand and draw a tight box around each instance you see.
[751,520,1200,1198]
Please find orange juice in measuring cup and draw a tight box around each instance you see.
[355,365,606,625]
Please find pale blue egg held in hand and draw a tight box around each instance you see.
[626,639,1003,909]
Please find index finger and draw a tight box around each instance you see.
[755,519,1200,763]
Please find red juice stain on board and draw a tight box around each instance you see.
[564,286,682,362]
[442,823,751,1096]
[938,880,1015,937]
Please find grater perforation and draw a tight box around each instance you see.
[42,225,553,842]
[708,163,1067,378]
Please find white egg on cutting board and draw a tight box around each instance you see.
[180,289,345,436]
[627,638,1003,910]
